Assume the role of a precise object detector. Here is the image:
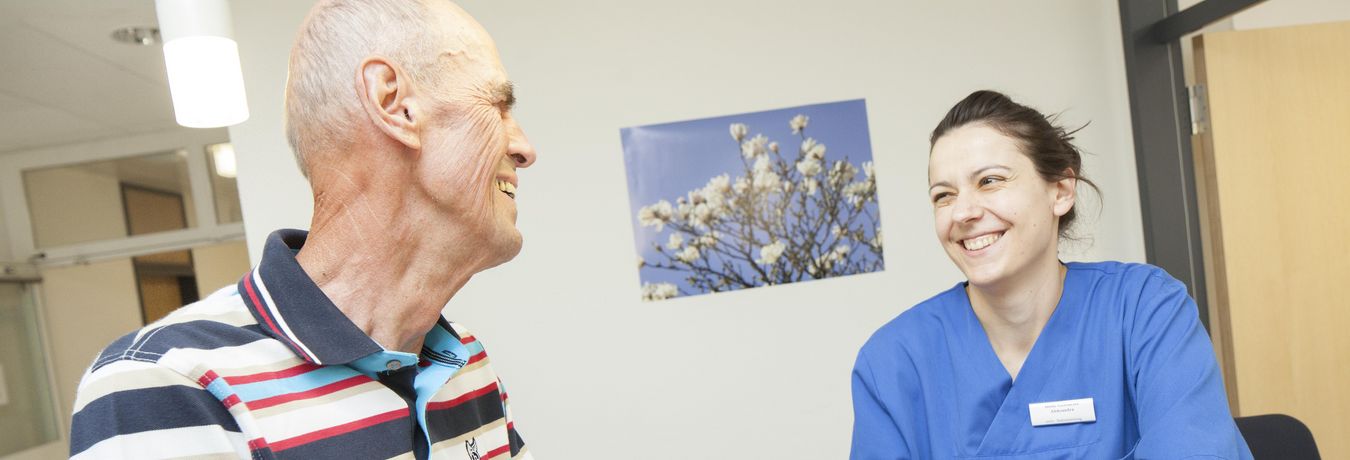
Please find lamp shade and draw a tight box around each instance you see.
[155,0,249,128]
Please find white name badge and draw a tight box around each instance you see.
[1029,397,1096,427]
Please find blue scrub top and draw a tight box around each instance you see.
[851,262,1253,459]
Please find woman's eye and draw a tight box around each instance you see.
[978,176,1004,187]
[932,192,953,204]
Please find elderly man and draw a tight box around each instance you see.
[69,1,536,458]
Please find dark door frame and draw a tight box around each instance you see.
[1117,0,1264,329]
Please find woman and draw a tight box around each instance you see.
[850,90,1252,459]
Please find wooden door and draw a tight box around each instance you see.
[1193,20,1350,459]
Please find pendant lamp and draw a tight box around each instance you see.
[155,0,250,128]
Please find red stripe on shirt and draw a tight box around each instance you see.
[270,408,409,451]
[242,274,282,337]
[223,394,242,408]
[247,375,372,410]
[483,443,511,459]
[427,381,499,411]
[460,335,478,345]
[248,437,269,450]
[224,362,323,385]
[468,351,488,365]
[242,274,313,362]
[198,370,220,387]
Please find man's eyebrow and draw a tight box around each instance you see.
[494,81,516,110]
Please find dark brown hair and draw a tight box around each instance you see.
[930,90,1100,238]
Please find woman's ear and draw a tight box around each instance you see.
[356,56,421,151]
[1052,170,1077,217]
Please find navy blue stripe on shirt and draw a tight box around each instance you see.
[70,384,240,456]
[509,424,526,456]
[271,416,414,459]
[87,332,139,373]
[90,322,271,374]
[425,386,507,444]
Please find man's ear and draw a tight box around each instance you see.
[1051,171,1077,217]
[357,57,421,151]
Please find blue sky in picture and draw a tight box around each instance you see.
[621,99,879,297]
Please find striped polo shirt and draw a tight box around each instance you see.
[71,229,531,459]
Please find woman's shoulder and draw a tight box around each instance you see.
[1067,260,1193,324]
[1067,260,1170,277]
[1066,260,1184,290]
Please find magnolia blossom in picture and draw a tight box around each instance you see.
[622,100,884,301]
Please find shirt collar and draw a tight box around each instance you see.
[237,229,385,365]
[348,317,468,376]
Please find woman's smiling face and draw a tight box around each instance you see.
[928,123,1074,288]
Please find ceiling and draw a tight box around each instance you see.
[0,0,179,154]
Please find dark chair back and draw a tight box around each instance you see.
[1235,414,1320,460]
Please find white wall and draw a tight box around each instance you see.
[228,1,314,263]
[228,1,1144,458]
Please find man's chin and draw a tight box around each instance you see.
[481,231,523,269]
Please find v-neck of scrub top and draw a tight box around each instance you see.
[952,265,1084,456]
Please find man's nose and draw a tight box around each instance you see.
[506,119,536,168]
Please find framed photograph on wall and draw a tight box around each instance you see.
[623,99,884,301]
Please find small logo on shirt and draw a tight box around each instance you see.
[465,438,482,460]
[423,348,467,367]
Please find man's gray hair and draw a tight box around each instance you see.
[284,0,445,178]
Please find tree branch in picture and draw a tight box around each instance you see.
[637,114,884,301]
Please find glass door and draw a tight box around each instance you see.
[0,274,62,458]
